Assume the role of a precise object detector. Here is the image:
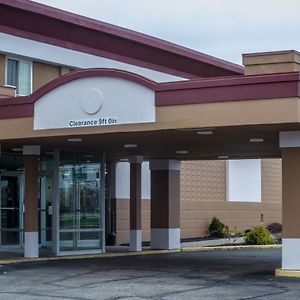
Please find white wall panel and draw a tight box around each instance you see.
[116,162,150,199]
[226,159,261,202]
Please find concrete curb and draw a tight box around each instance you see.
[275,268,300,278]
[0,249,180,265]
[181,244,282,252]
[0,244,281,266]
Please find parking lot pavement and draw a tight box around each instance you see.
[0,248,299,300]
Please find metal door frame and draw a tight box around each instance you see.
[0,171,24,248]
[39,172,53,248]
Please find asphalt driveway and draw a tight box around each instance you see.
[0,248,299,300]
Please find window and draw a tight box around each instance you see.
[226,159,261,202]
[6,58,32,95]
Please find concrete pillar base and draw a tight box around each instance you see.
[24,231,39,258]
[282,238,300,270]
[129,230,142,252]
[151,228,180,250]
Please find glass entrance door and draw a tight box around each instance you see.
[58,162,104,254]
[0,172,24,247]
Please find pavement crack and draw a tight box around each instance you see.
[236,284,289,300]
[0,290,91,300]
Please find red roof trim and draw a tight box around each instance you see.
[0,0,244,78]
[156,72,300,106]
[1,71,299,120]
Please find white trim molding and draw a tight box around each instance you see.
[151,228,180,250]
[282,238,300,270]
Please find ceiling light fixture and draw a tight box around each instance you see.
[124,144,138,148]
[249,138,264,143]
[176,150,188,154]
[197,130,213,135]
[12,148,23,152]
[119,158,129,162]
[218,155,229,159]
[68,138,82,142]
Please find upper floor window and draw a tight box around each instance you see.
[6,58,32,96]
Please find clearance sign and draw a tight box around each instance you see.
[34,76,155,130]
[68,118,118,128]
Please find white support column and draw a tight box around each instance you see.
[149,159,181,250]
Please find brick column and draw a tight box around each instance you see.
[23,145,40,258]
[149,160,181,250]
[129,156,143,251]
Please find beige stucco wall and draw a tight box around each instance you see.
[116,159,282,245]
[0,55,73,93]
[33,61,73,91]
[180,159,282,239]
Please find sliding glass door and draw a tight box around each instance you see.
[58,158,105,255]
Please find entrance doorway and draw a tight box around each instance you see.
[0,151,105,256]
[0,171,53,249]
[0,171,24,247]
[58,163,104,254]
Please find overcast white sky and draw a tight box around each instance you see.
[33,0,300,65]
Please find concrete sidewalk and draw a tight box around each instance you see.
[181,237,245,248]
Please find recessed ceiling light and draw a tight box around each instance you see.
[119,158,129,162]
[176,150,188,154]
[68,138,82,142]
[124,144,138,148]
[197,130,213,135]
[249,138,264,143]
[12,148,22,152]
[218,155,229,159]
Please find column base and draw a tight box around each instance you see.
[24,231,39,258]
[151,228,180,250]
[129,230,142,252]
[282,238,300,269]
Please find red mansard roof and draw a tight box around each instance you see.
[0,0,244,79]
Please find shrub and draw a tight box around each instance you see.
[245,226,274,245]
[208,217,226,238]
[266,222,282,234]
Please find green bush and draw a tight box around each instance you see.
[245,226,274,245]
[208,217,226,238]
